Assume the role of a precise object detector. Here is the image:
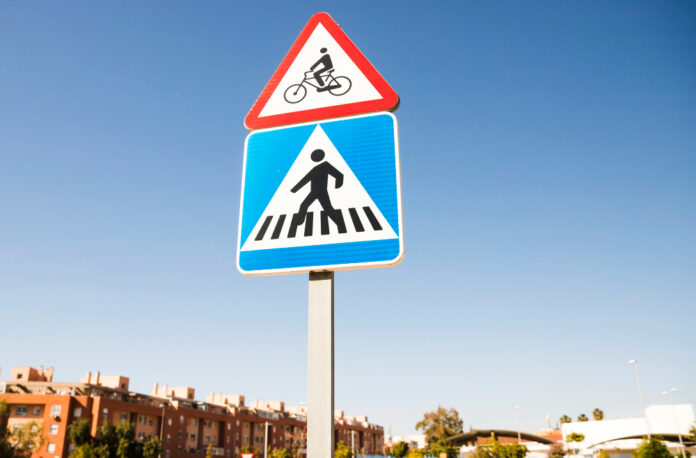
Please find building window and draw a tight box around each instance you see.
[227,423,231,431]
[74,407,82,417]
[168,418,172,426]
[165,451,170,458]
[50,405,61,417]
[102,408,108,419]
[49,424,59,435]
[205,420,211,428]
[236,420,240,427]
[190,434,196,441]
[226,436,230,444]
[16,406,27,416]
[32,407,41,416]
[178,431,183,439]
[47,443,56,453]
[191,418,197,427]
[120,413,128,422]
[177,446,182,454]
[139,416,146,424]
[167,434,171,443]
[179,415,184,425]
[148,419,153,426]
[138,433,145,440]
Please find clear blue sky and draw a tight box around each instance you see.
[1,1,694,437]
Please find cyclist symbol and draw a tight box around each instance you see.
[284,48,352,104]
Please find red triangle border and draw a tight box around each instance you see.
[244,12,399,130]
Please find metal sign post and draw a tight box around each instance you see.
[240,12,401,458]
[307,271,334,457]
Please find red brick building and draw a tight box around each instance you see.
[1,366,384,457]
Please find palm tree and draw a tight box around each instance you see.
[592,408,604,421]
[577,414,588,422]
[560,415,572,424]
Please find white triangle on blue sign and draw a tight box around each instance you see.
[241,125,397,252]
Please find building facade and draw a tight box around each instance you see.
[1,366,384,458]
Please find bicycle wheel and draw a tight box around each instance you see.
[283,84,307,104]
[328,76,351,96]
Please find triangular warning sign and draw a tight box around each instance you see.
[244,12,399,130]
[240,125,398,251]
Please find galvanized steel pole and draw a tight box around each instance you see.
[307,271,335,457]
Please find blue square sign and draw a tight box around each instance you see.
[237,112,404,275]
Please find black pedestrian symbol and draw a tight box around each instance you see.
[290,148,346,233]
[250,148,386,243]
[283,48,352,104]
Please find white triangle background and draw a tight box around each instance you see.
[258,23,382,118]
[241,126,397,251]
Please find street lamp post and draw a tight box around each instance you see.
[662,388,686,458]
[514,405,521,443]
[628,360,651,439]
[264,421,270,458]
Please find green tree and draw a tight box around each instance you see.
[270,448,291,458]
[592,409,604,421]
[566,433,585,443]
[429,438,460,458]
[0,401,45,457]
[633,437,672,458]
[335,441,354,458]
[415,406,463,446]
[559,415,571,424]
[69,418,92,446]
[67,420,160,458]
[9,421,45,457]
[239,445,261,456]
[475,435,527,458]
[0,400,12,457]
[392,440,410,457]
[141,438,161,458]
[688,425,696,441]
[407,450,426,458]
[577,414,588,422]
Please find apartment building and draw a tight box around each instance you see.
[0,365,384,457]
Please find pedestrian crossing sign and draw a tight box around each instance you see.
[237,112,403,275]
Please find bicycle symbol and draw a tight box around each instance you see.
[283,70,352,104]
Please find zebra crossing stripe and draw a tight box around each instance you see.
[271,215,286,240]
[348,208,364,232]
[362,206,382,231]
[255,216,273,241]
[321,210,347,235]
[254,207,386,242]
